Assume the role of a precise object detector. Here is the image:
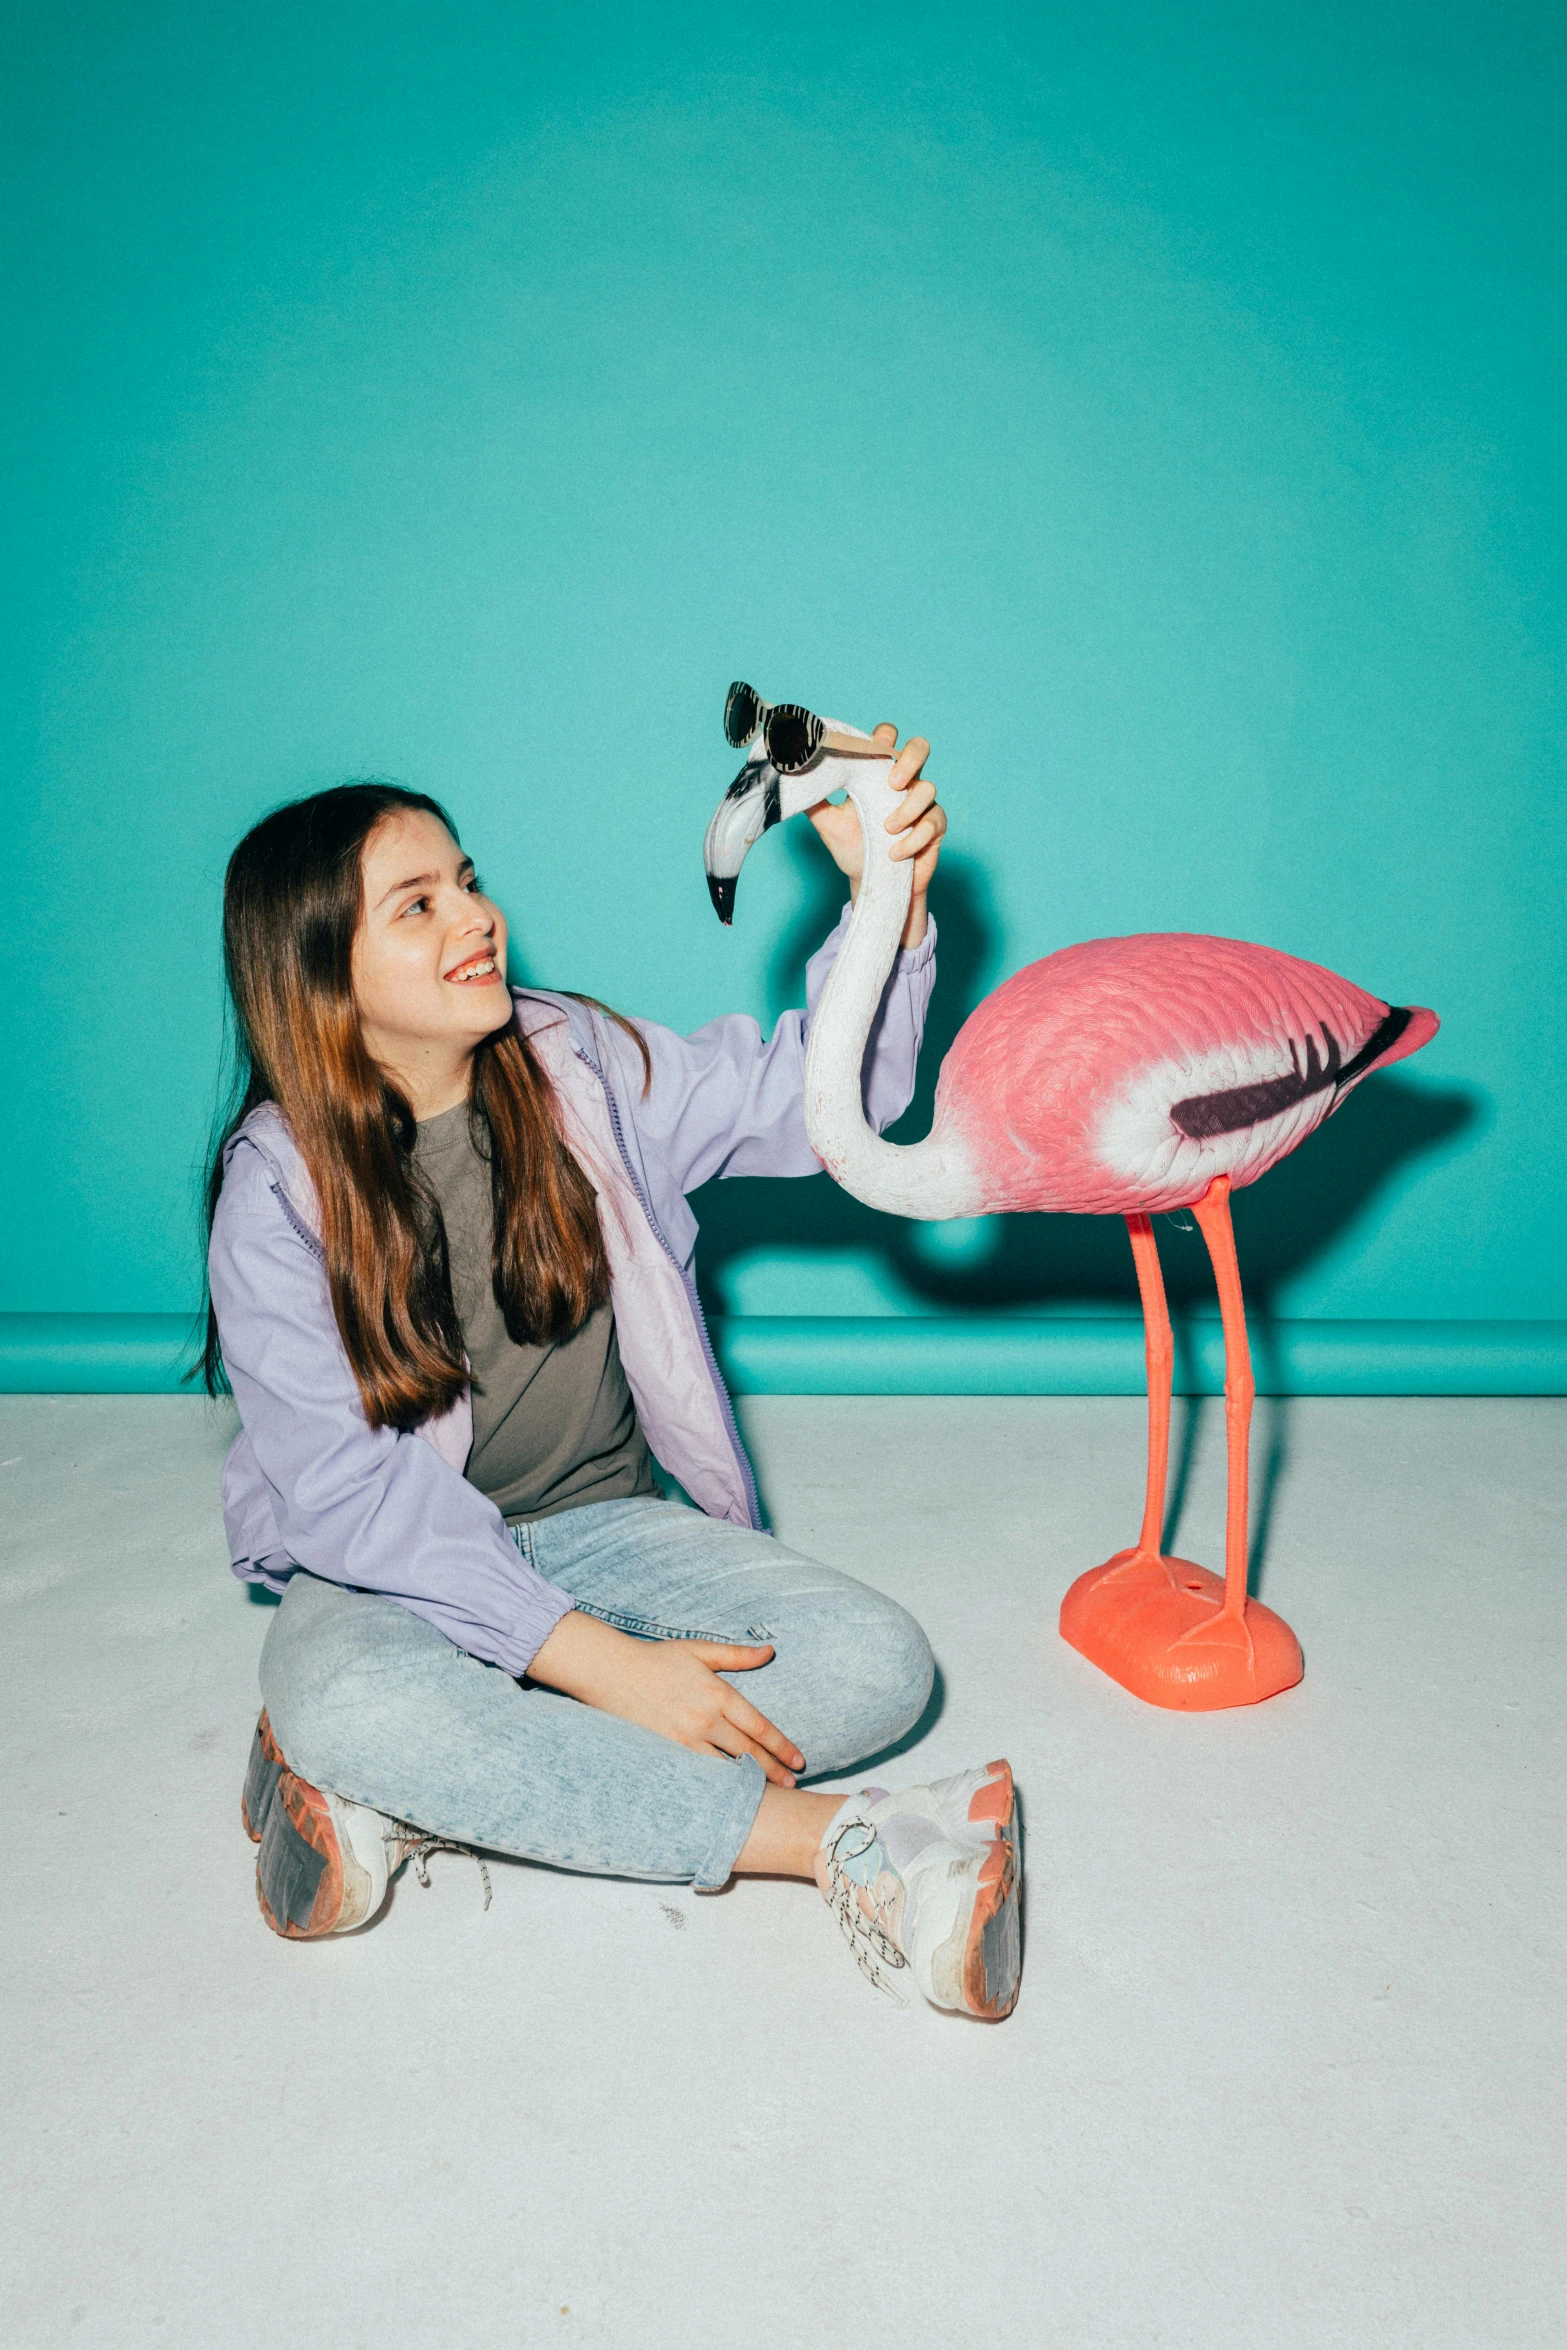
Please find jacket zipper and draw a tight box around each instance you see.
[571,1039,765,1532]
[268,1181,325,1261]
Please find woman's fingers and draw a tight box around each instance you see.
[886,776,936,831]
[889,805,947,862]
[712,1710,802,1782]
[701,1736,797,1787]
[888,734,930,792]
[681,1640,806,1772]
[689,1640,774,1671]
[884,761,944,874]
[866,724,928,792]
[720,1690,805,1774]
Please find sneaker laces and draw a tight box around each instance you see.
[823,1819,909,2008]
[389,1826,493,1913]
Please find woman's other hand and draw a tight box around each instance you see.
[807,724,946,949]
[527,1610,805,1785]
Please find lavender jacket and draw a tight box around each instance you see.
[209,906,936,1677]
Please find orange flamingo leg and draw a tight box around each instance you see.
[1058,1181,1304,1710]
[1127,1211,1174,1559]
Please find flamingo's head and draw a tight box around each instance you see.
[702,735,829,925]
[704,682,891,922]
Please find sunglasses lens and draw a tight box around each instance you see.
[765,706,821,774]
[724,681,762,748]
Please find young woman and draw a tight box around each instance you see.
[206,724,1022,2019]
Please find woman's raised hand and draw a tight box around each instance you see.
[807,724,946,948]
[527,1610,806,1785]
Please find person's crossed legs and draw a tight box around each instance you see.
[248,1500,1018,2019]
[259,1496,934,1889]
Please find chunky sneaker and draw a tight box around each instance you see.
[815,1758,1021,2020]
[241,1710,287,1843]
[242,1712,490,1939]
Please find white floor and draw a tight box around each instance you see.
[1,1393,1562,2349]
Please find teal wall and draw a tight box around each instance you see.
[5,2,1564,1378]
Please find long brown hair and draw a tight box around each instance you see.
[199,781,649,1430]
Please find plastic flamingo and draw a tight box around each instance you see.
[704,698,1439,1711]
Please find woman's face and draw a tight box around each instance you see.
[351,810,513,1074]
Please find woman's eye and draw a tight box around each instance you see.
[466,875,484,894]
[400,896,430,917]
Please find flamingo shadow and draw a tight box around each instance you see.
[692,824,1483,1587]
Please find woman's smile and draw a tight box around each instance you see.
[445,950,501,985]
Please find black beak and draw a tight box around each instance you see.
[704,758,773,925]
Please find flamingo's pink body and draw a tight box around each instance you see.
[930,931,1439,1218]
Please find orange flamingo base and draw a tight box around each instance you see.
[1059,1176,1304,1712]
[1060,1550,1303,1710]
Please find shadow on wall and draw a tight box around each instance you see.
[691,824,1483,1322]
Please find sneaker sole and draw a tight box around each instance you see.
[960,1759,1020,2021]
[241,1710,286,1844]
[256,1770,376,1938]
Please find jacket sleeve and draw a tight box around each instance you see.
[596,902,936,1195]
[209,1141,576,1675]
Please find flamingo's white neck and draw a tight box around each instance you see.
[803,763,980,1220]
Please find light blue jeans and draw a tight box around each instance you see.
[259,1497,935,1890]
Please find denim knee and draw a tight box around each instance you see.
[258,1572,436,1791]
[850,1594,936,1749]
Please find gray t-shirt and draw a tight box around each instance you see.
[412,1102,656,1523]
